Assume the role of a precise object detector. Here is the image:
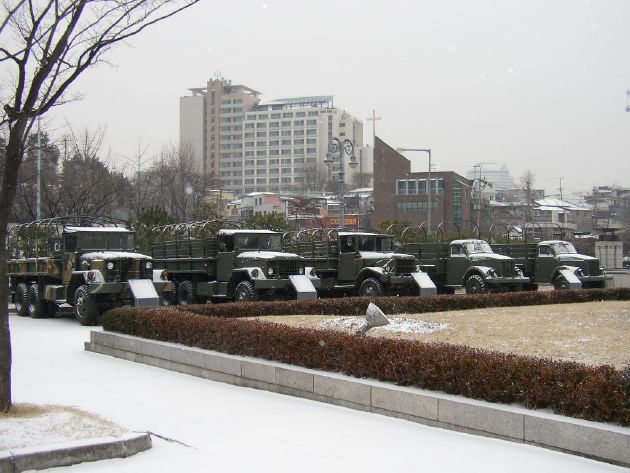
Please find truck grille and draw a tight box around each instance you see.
[278,260,303,278]
[501,260,514,277]
[395,259,416,275]
[107,259,150,282]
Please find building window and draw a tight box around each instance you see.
[306,138,316,144]
[396,201,438,212]
[308,111,319,117]
[256,150,266,156]
[269,149,279,156]
[258,114,268,120]
[282,121,291,127]
[256,131,266,137]
[244,123,254,129]
[281,159,291,164]
[281,149,291,155]
[256,123,266,128]
[271,113,281,119]
[294,120,304,126]
[281,130,292,136]
[306,148,316,155]
[306,119,317,126]
[294,130,304,136]
[295,111,306,117]
[244,132,254,139]
[270,122,279,128]
[283,112,293,118]
[294,139,304,145]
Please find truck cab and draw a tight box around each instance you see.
[536,240,606,289]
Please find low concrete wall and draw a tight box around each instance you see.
[606,270,630,288]
[85,331,630,468]
[0,432,151,473]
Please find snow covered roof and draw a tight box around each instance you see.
[65,226,132,233]
[534,198,590,211]
[536,206,566,213]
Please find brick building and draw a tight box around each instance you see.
[373,137,473,232]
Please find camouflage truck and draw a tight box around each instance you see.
[401,237,530,294]
[491,240,607,290]
[285,230,436,297]
[7,217,166,325]
[150,222,315,303]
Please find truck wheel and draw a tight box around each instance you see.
[553,276,569,290]
[465,275,488,294]
[27,284,51,319]
[15,283,30,317]
[161,282,178,306]
[359,278,384,297]
[74,285,99,326]
[177,280,197,305]
[234,281,258,302]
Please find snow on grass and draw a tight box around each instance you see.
[0,404,126,450]
[318,316,448,334]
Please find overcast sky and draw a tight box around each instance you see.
[48,0,630,198]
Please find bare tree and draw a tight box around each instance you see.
[147,144,216,222]
[303,164,328,193]
[0,0,200,412]
[352,171,373,189]
[520,170,536,222]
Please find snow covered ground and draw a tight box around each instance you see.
[8,313,628,472]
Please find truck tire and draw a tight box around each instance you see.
[15,283,30,317]
[553,276,569,290]
[74,285,99,326]
[465,275,488,294]
[27,284,51,319]
[161,282,178,306]
[234,281,258,302]
[359,278,384,297]
[177,280,197,305]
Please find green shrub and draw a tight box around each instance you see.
[175,288,630,319]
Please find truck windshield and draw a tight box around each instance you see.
[260,234,282,251]
[356,235,393,252]
[108,233,135,250]
[549,242,577,255]
[236,233,282,251]
[464,241,493,254]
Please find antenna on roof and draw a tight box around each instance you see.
[626,90,630,112]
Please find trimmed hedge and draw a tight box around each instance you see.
[175,288,630,318]
[102,305,630,426]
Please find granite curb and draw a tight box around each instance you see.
[0,431,152,473]
[85,331,630,468]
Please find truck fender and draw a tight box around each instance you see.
[234,267,267,281]
[464,266,495,282]
[71,270,105,284]
[355,267,385,286]
[552,265,583,280]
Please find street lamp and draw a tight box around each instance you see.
[396,148,432,234]
[325,137,358,228]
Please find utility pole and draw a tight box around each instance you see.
[559,177,564,201]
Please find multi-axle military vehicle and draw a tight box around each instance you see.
[7,217,165,325]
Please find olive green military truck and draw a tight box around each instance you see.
[285,229,436,297]
[7,217,166,325]
[150,222,316,303]
[491,240,607,290]
[401,234,530,294]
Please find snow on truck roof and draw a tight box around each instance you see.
[64,226,132,233]
[218,229,278,236]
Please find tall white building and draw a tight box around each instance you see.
[179,78,366,196]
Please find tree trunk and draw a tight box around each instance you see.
[0,121,29,412]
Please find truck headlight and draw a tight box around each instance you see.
[298,266,305,275]
[106,262,114,270]
[267,266,274,276]
[145,261,153,270]
[87,271,96,281]
[487,269,497,278]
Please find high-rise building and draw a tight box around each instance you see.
[179,77,366,196]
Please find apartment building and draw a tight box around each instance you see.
[180,77,366,196]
